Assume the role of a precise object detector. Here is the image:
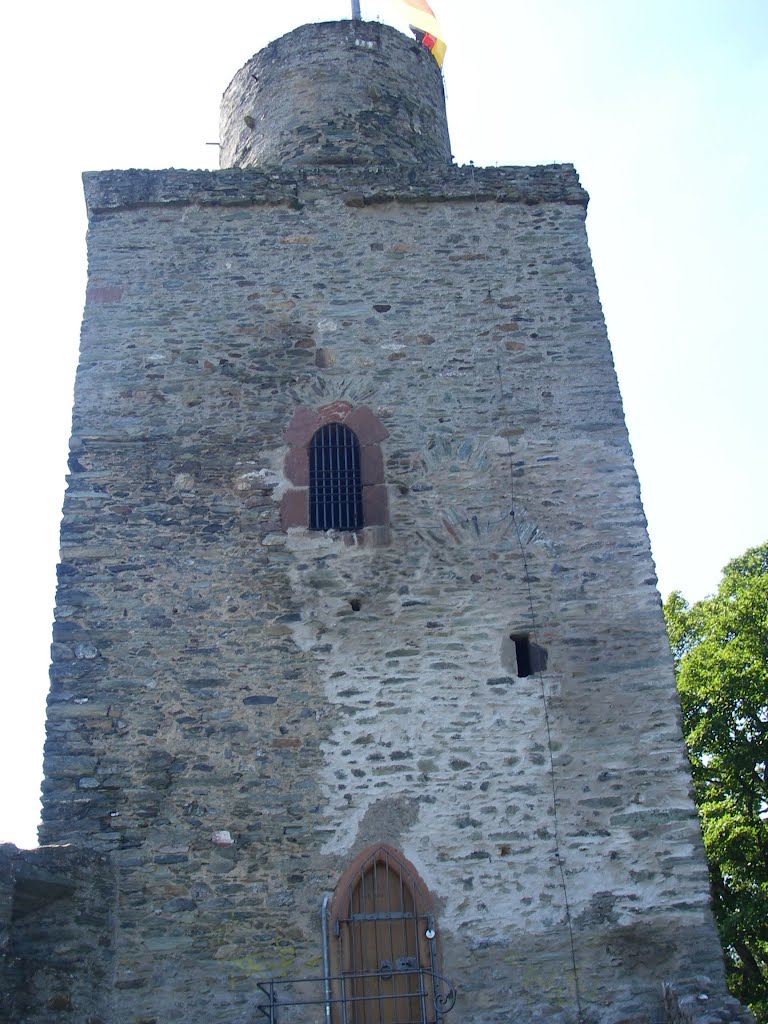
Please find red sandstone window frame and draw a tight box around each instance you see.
[281,402,389,532]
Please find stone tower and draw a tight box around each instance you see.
[1,18,744,1024]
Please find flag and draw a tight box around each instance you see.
[390,0,447,67]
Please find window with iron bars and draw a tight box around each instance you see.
[309,423,364,531]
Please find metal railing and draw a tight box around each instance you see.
[254,967,457,1024]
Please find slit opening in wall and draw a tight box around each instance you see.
[509,634,547,678]
[511,634,532,677]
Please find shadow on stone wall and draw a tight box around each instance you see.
[0,843,114,1024]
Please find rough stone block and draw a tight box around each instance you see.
[284,407,322,445]
[284,446,309,486]
[362,484,389,526]
[318,400,353,422]
[345,405,389,444]
[360,445,385,486]
[280,488,308,529]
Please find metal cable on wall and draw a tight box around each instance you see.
[493,347,585,1023]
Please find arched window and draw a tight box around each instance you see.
[309,423,363,531]
[281,403,389,534]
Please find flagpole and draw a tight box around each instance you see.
[351,1,361,18]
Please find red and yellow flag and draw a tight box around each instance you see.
[391,0,447,67]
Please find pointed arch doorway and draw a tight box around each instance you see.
[328,844,452,1024]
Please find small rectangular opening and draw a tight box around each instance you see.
[510,634,547,678]
[513,635,532,678]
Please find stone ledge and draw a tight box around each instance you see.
[663,976,755,1024]
[82,163,588,215]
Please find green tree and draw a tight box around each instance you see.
[664,542,768,1023]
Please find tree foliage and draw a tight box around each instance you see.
[664,543,768,1023]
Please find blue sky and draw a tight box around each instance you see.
[0,0,765,847]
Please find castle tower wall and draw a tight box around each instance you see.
[220,21,451,169]
[30,20,735,1024]
[39,163,728,1023]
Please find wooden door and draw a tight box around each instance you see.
[330,845,438,1024]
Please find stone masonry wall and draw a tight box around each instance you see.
[40,163,728,1023]
[0,844,114,1023]
[220,21,452,170]
[663,977,755,1024]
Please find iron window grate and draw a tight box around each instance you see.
[309,423,364,531]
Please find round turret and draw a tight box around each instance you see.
[219,20,451,169]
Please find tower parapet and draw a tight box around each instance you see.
[219,20,452,169]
